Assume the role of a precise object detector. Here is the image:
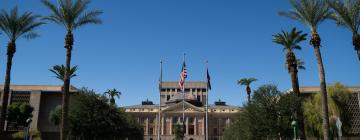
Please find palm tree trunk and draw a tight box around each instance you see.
[311,32,330,140]
[0,40,16,134]
[352,32,360,60]
[246,86,251,103]
[287,52,300,96]
[61,31,73,140]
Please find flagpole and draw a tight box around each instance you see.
[205,61,209,140]
[157,60,162,140]
[182,53,186,138]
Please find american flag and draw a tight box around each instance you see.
[179,62,187,90]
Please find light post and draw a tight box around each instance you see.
[24,118,32,140]
[291,120,297,140]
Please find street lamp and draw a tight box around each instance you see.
[24,118,32,140]
[291,120,297,140]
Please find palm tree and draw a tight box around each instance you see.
[273,28,307,96]
[49,64,78,82]
[237,78,257,103]
[327,0,360,60]
[42,0,102,139]
[0,7,44,134]
[104,89,121,106]
[279,0,333,139]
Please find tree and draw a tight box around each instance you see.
[49,64,78,82]
[173,123,185,140]
[7,102,34,128]
[327,0,360,60]
[223,85,303,140]
[42,0,102,139]
[0,7,44,134]
[237,78,257,103]
[273,27,307,96]
[303,82,352,138]
[48,88,143,140]
[279,0,333,139]
[104,88,121,106]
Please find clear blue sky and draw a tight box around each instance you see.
[0,0,359,107]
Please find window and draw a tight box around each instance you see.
[167,95,170,101]
[149,128,154,135]
[202,89,207,92]
[172,117,178,123]
[188,125,194,135]
[213,128,218,135]
[197,95,201,101]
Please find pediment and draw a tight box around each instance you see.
[162,101,204,113]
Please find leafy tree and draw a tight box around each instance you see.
[0,7,44,134]
[173,123,184,140]
[49,64,78,81]
[41,1,102,139]
[48,88,143,140]
[224,85,303,140]
[327,0,360,60]
[7,102,34,128]
[273,27,307,96]
[104,88,121,106]
[279,0,333,139]
[303,82,352,138]
[237,78,257,103]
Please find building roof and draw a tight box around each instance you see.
[161,82,207,89]
[123,103,240,110]
[0,85,78,92]
[299,86,360,94]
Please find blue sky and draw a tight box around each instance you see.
[0,0,359,107]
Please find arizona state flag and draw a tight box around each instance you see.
[207,68,211,90]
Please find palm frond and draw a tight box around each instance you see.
[280,0,333,32]
[0,7,43,41]
[285,59,306,70]
[273,27,307,52]
[42,0,102,31]
[49,64,79,81]
[237,78,257,86]
[327,0,360,32]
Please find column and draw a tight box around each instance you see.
[186,117,189,135]
[170,116,173,135]
[29,91,41,131]
[145,117,149,135]
[161,116,165,135]
[202,116,205,135]
[194,117,197,135]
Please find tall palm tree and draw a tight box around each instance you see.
[327,0,360,60]
[49,64,78,82]
[104,89,121,106]
[237,78,257,103]
[273,28,307,96]
[41,0,102,139]
[0,7,44,134]
[279,0,333,139]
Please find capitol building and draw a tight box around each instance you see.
[123,81,240,140]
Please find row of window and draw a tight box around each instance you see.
[161,88,207,92]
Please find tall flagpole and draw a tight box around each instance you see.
[157,60,162,140]
[182,53,186,138]
[205,61,209,140]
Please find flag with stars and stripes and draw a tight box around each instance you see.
[179,62,187,90]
